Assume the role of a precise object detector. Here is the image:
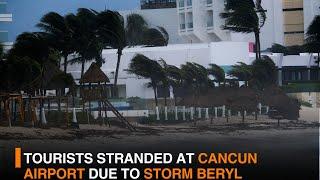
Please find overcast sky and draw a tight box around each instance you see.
[1,0,140,41]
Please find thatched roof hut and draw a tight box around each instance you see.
[79,63,110,84]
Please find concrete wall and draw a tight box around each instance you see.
[93,42,249,99]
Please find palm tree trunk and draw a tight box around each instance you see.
[254,32,261,59]
[81,59,85,79]
[153,86,158,106]
[64,55,68,73]
[113,50,122,97]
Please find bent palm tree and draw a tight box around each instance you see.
[37,12,75,73]
[66,9,100,78]
[127,54,164,107]
[96,10,126,96]
[229,62,253,87]
[208,64,225,86]
[221,0,266,59]
[143,26,169,46]
[126,13,148,46]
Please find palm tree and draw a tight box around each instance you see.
[126,13,148,46]
[66,9,100,78]
[208,64,225,86]
[10,32,51,66]
[229,62,253,87]
[127,54,165,107]
[221,0,266,59]
[158,59,171,106]
[37,12,75,73]
[305,15,320,79]
[251,56,277,90]
[96,10,126,96]
[166,65,182,106]
[143,26,169,47]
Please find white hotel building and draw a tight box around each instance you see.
[0,1,12,51]
[68,0,320,100]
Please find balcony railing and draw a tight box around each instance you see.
[0,31,8,42]
[0,2,8,14]
[187,22,193,28]
[141,1,176,9]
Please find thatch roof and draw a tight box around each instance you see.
[79,63,110,84]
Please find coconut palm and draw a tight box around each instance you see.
[10,32,51,65]
[126,13,148,46]
[0,56,41,92]
[166,65,182,106]
[251,56,277,90]
[181,62,211,94]
[143,26,169,47]
[96,10,126,96]
[208,64,225,86]
[127,54,165,106]
[305,15,320,79]
[229,62,253,87]
[221,0,266,59]
[157,59,170,106]
[66,9,101,78]
[37,12,75,73]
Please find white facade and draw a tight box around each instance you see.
[68,42,319,99]
[120,0,319,50]
[68,42,251,99]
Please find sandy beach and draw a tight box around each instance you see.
[0,113,318,179]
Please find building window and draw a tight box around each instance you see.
[207,0,213,5]
[178,0,184,7]
[207,10,213,28]
[186,12,193,29]
[187,0,192,6]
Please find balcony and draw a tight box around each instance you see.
[0,31,8,43]
[141,0,176,9]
